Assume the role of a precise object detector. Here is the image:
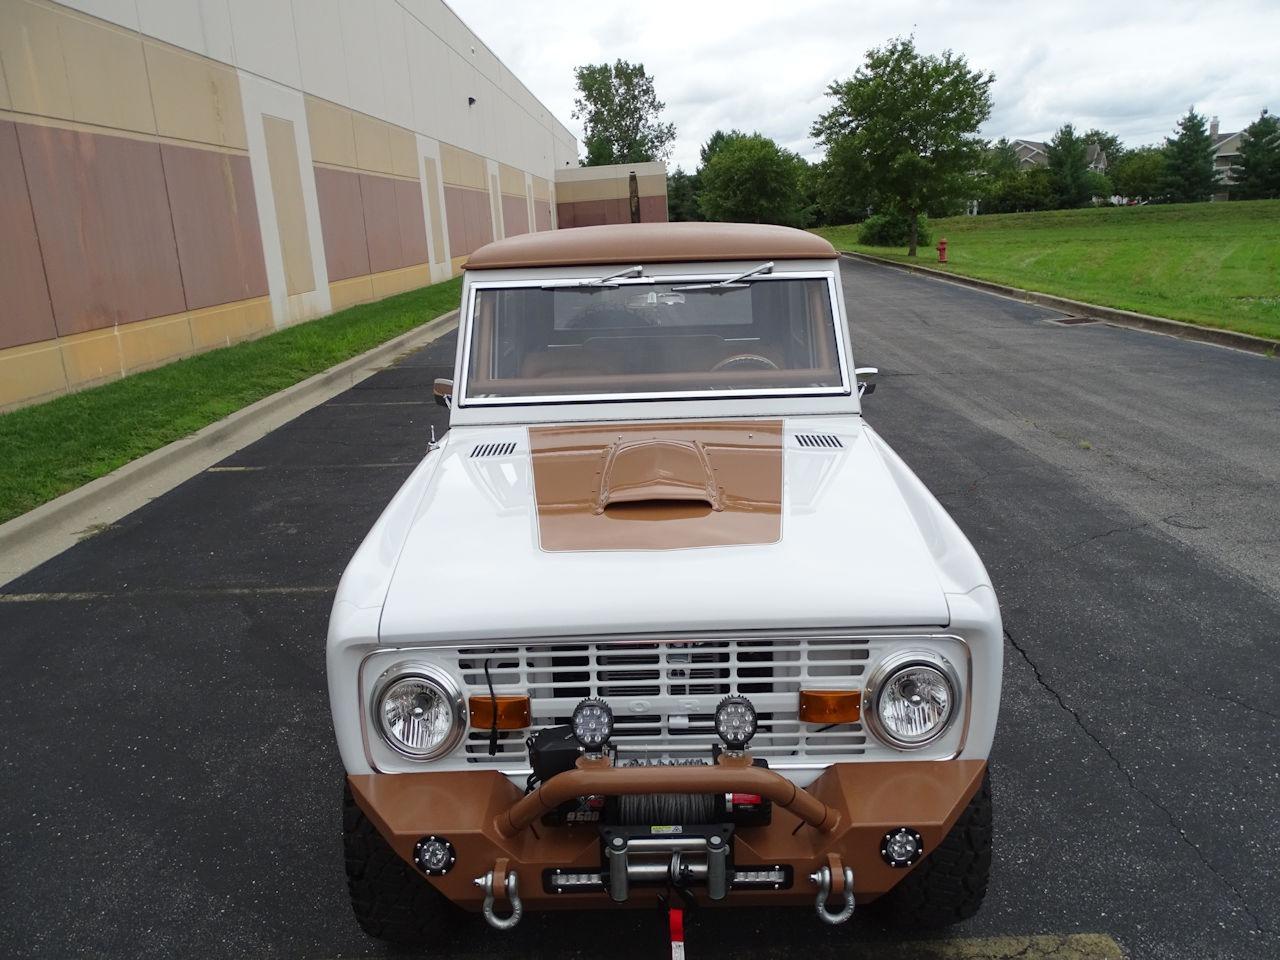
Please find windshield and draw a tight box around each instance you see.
[462,276,845,403]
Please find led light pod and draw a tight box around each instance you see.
[571,697,614,753]
[714,695,757,751]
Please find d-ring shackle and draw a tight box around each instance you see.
[810,864,855,925]
[475,868,523,930]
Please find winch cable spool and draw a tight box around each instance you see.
[615,759,717,825]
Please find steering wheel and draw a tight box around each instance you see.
[711,353,780,373]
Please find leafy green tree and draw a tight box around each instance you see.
[698,133,807,226]
[1161,108,1218,202]
[571,60,675,165]
[699,129,747,167]
[814,136,875,224]
[1047,124,1092,207]
[1084,170,1113,201]
[1081,128,1123,168]
[987,168,1055,212]
[1229,111,1280,199]
[812,36,993,255]
[666,168,703,221]
[1109,146,1165,200]
[986,138,1021,180]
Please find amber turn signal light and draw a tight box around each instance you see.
[799,690,861,724]
[468,695,531,730]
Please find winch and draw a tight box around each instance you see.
[472,694,853,933]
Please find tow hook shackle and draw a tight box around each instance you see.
[809,863,855,925]
[475,864,522,930]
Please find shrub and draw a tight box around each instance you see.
[857,211,931,247]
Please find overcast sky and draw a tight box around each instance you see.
[449,0,1280,171]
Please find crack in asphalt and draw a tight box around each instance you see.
[1201,689,1280,722]
[1062,522,1149,550]
[1004,627,1272,939]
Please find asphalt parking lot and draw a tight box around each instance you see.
[2,258,1277,960]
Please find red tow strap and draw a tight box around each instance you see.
[669,905,685,959]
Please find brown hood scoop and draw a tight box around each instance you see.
[529,421,783,551]
[594,438,723,514]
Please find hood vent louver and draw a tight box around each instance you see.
[471,441,517,458]
[795,433,843,449]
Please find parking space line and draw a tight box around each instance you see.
[206,463,416,472]
[0,586,333,603]
[308,933,1124,960]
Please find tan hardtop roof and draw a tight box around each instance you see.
[463,222,837,270]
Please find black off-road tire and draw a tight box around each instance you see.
[343,782,463,944]
[872,771,992,929]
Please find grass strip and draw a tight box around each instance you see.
[0,277,462,524]
[815,200,1280,342]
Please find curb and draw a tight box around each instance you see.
[840,251,1277,357]
[0,310,459,587]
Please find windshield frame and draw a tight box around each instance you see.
[456,269,851,409]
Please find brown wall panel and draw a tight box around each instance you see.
[359,173,401,274]
[444,185,467,257]
[443,185,493,258]
[161,144,268,310]
[555,201,574,229]
[18,123,185,335]
[0,120,56,349]
[639,194,669,223]
[534,199,553,233]
[469,188,494,253]
[262,116,316,296]
[501,194,530,237]
[394,179,428,266]
[314,166,370,282]
[489,173,503,240]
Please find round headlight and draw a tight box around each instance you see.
[375,666,464,759]
[866,654,959,749]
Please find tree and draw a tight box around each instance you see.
[987,168,1055,213]
[1081,128,1123,168]
[1109,146,1165,200]
[666,167,703,221]
[699,129,747,167]
[1229,110,1280,199]
[812,36,993,255]
[814,135,875,224]
[1047,123,1092,207]
[571,60,675,165]
[698,133,807,226]
[1161,108,1217,203]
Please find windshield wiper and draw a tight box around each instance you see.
[540,265,652,290]
[671,261,773,293]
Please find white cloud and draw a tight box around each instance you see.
[448,0,1280,170]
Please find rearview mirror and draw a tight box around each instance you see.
[855,367,878,398]
[433,378,454,408]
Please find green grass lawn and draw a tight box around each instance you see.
[815,200,1280,341]
[0,276,461,525]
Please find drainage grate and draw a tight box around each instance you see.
[795,434,844,449]
[471,441,517,458]
[1051,316,1099,325]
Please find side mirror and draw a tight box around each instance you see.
[855,366,878,398]
[433,378,454,408]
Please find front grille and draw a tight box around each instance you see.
[450,637,870,766]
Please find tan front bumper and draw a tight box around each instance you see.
[348,758,986,910]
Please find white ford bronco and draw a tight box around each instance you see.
[328,222,1001,944]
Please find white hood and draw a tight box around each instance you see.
[375,416,954,643]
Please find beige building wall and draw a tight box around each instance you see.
[0,0,577,411]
